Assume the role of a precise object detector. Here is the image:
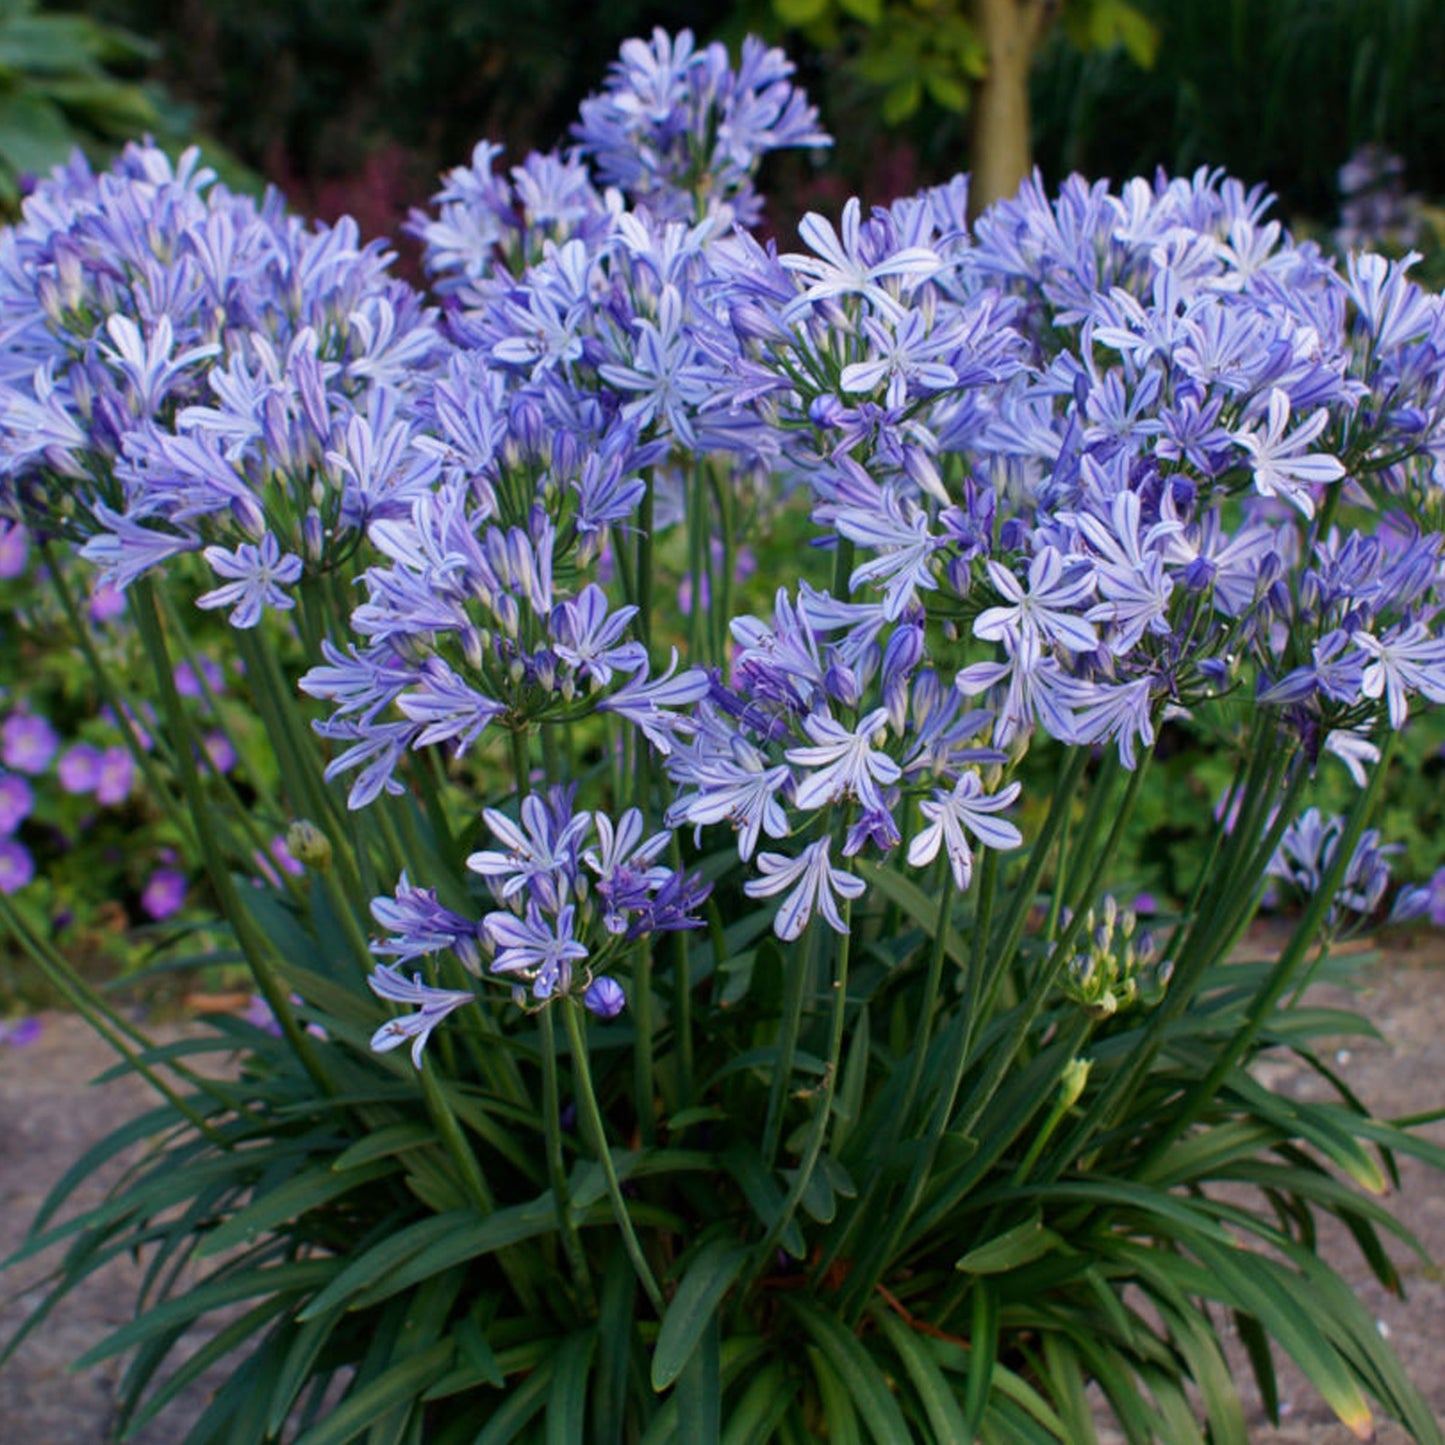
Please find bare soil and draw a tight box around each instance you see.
[2,942,1443,1443]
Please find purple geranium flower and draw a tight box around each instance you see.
[140,868,188,921]
[58,744,104,795]
[0,520,29,579]
[202,733,237,773]
[0,1015,42,1047]
[174,657,225,699]
[88,582,127,624]
[2,713,58,775]
[94,747,135,806]
[0,838,35,894]
[0,773,33,832]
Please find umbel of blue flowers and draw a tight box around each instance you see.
[8,29,1445,1063]
[302,36,1443,1052]
[0,140,445,627]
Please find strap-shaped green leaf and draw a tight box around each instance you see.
[875,1308,969,1442]
[675,1313,722,1444]
[291,1341,454,1445]
[119,1295,295,1440]
[472,1355,556,1445]
[197,1158,395,1257]
[955,1211,1065,1274]
[651,1238,748,1389]
[546,1330,596,1445]
[963,1281,997,1433]
[592,1249,636,1444]
[785,1297,914,1445]
[268,1309,348,1434]
[346,1197,561,1313]
[807,1345,862,1445]
[720,1143,806,1258]
[73,1259,335,1369]
[298,1211,476,1321]
[865,864,968,966]
[332,1123,439,1172]
[717,1360,795,1445]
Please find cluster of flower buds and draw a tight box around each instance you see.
[1059,896,1173,1018]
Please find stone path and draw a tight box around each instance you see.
[2,946,1443,1442]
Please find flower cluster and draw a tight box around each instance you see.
[302,38,835,804]
[317,48,1445,968]
[11,29,1445,1061]
[366,790,708,1055]
[0,140,444,629]
[1058,895,1173,1017]
[573,28,829,226]
[1267,807,1396,929]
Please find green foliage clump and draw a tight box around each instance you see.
[0,0,181,205]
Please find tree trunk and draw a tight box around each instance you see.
[969,0,1057,222]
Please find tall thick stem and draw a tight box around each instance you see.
[968,0,1056,220]
[540,1006,598,1317]
[564,999,665,1313]
[747,893,853,1289]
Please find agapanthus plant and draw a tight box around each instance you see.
[4,29,1445,1445]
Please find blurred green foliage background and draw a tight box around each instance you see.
[32,0,1445,236]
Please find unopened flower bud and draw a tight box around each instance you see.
[510,397,545,458]
[1059,1057,1092,1109]
[36,274,64,326]
[286,818,332,872]
[825,662,861,708]
[495,593,520,638]
[808,394,847,429]
[303,507,324,563]
[583,975,626,1020]
[230,491,267,542]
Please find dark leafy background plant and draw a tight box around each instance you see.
[0,0,192,204]
[1030,0,1445,228]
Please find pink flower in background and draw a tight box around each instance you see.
[0,1015,41,1046]
[0,838,34,893]
[140,868,187,920]
[174,657,225,699]
[250,835,306,888]
[203,732,237,772]
[272,835,305,876]
[88,581,127,624]
[0,773,33,832]
[679,540,756,615]
[93,746,136,805]
[100,702,153,752]
[243,992,325,1039]
[0,520,29,578]
[58,744,103,795]
[242,995,284,1036]
[2,713,58,774]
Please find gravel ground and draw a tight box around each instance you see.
[2,944,1443,1443]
